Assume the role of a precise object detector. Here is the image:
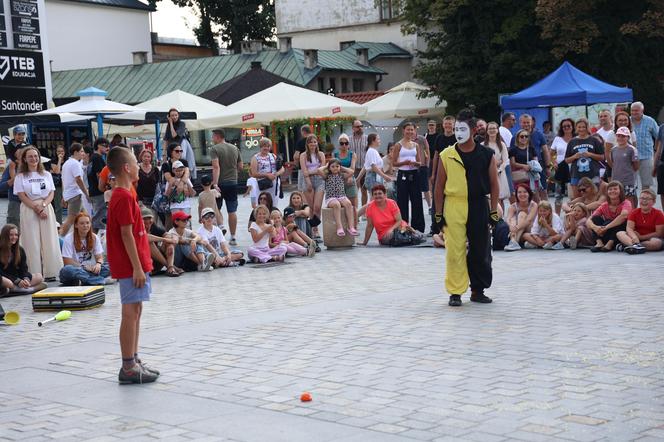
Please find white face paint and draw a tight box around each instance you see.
[454,122,471,144]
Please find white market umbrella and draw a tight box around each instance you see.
[198,82,367,127]
[365,81,447,120]
[101,90,228,136]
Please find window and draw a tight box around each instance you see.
[352,79,364,92]
[379,0,401,20]
[318,78,325,92]
[329,77,336,94]
[341,78,349,93]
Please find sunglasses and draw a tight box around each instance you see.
[562,125,572,129]
[339,141,349,145]
[202,213,215,219]
[519,135,529,139]
[173,150,183,153]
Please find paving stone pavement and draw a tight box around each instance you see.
[1,194,663,441]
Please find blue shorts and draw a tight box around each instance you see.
[174,243,206,266]
[119,274,151,304]
[216,181,239,213]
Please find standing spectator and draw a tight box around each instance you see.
[617,189,664,254]
[110,134,123,147]
[483,122,510,210]
[333,133,358,223]
[430,116,457,231]
[88,138,109,232]
[4,126,27,164]
[165,161,195,216]
[391,122,425,233]
[587,181,631,252]
[542,121,555,146]
[608,127,639,209]
[60,143,90,235]
[500,112,516,201]
[50,144,66,223]
[513,114,550,201]
[362,133,393,196]
[474,119,487,143]
[415,134,432,214]
[425,120,441,172]
[565,118,605,199]
[293,125,312,191]
[137,149,159,208]
[210,129,242,245]
[13,146,63,281]
[630,101,658,190]
[0,224,45,294]
[59,212,112,286]
[5,148,25,227]
[164,108,196,179]
[248,138,284,207]
[509,129,539,198]
[299,135,326,238]
[653,122,664,208]
[161,143,189,228]
[596,109,614,180]
[550,118,574,213]
[349,120,368,206]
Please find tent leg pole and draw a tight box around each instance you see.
[155,120,162,163]
[96,114,103,139]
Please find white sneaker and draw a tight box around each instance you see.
[203,253,214,271]
[550,242,564,250]
[542,242,553,250]
[504,240,521,252]
[103,277,116,285]
[523,242,537,249]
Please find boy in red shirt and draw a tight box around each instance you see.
[106,147,159,384]
[617,188,664,254]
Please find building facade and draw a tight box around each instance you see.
[44,0,154,71]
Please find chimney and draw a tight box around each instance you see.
[241,40,263,55]
[251,61,262,70]
[132,51,148,65]
[356,48,369,66]
[279,37,292,53]
[303,49,318,69]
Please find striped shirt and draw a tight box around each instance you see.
[349,134,368,170]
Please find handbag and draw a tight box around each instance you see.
[151,181,170,214]
[389,229,424,247]
[511,146,531,182]
[257,178,273,190]
[554,161,570,183]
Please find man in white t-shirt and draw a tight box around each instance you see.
[60,143,90,235]
[500,112,516,200]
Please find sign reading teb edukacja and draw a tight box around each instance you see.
[0,48,45,87]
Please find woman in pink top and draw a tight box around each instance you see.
[586,181,631,252]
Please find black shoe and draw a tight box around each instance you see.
[448,295,462,307]
[615,244,625,252]
[590,246,602,253]
[470,292,493,303]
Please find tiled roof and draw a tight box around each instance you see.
[58,0,155,12]
[52,48,386,103]
[336,91,385,104]
[344,42,412,61]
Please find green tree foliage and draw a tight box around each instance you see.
[401,0,664,117]
[158,0,275,53]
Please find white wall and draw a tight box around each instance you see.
[45,0,152,71]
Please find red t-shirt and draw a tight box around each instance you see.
[366,199,401,241]
[107,187,153,278]
[627,208,664,236]
[592,200,632,221]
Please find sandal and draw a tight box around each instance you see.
[166,266,180,277]
[336,228,346,237]
[174,266,185,274]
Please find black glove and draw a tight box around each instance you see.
[489,210,500,228]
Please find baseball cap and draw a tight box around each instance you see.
[141,207,154,219]
[13,126,26,135]
[283,207,295,218]
[201,207,215,218]
[172,160,185,169]
[615,127,631,137]
[171,211,191,222]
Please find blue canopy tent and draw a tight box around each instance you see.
[501,62,633,109]
[500,62,633,134]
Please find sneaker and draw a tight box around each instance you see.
[470,292,493,303]
[315,245,321,253]
[625,245,637,255]
[118,364,158,384]
[504,240,521,252]
[103,277,116,285]
[237,258,246,266]
[307,241,317,257]
[221,225,228,235]
[448,295,462,307]
[136,359,160,376]
[229,238,237,246]
[634,243,647,254]
[523,242,537,249]
[542,242,553,250]
[202,253,214,271]
[615,244,625,252]
[550,242,564,250]
[568,236,578,250]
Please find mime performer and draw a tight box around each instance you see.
[433,109,500,307]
